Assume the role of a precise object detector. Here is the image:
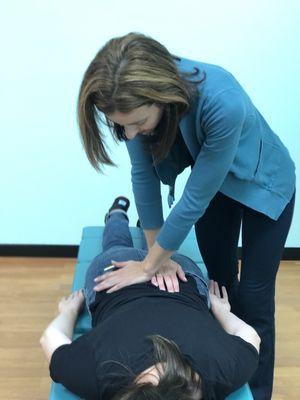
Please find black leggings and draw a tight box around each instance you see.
[194,191,295,400]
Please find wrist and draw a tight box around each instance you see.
[143,242,172,276]
[59,309,79,319]
[142,258,156,277]
[211,305,231,317]
[143,228,161,249]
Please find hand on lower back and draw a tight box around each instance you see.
[151,259,187,293]
[93,260,150,293]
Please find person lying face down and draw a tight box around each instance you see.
[40,198,260,400]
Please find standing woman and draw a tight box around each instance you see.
[77,32,296,400]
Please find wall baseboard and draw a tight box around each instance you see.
[0,245,79,258]
[0,245,299,260]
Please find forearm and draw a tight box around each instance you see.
[44,310,78,338]
[143,228,160,249]
[213,308,261,352]
[213,308,248,335]
[40,311,78,363]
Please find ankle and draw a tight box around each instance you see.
[107,209,129,221]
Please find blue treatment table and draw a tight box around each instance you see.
[49,226,253,400]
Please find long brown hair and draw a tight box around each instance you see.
[111,335,202,400]
[77,32,204,172]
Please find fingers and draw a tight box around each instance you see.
[106,283,123,294]
[209,280,220,296]
[170,275,179,292]
[93,278,114,292]
[221,285,228,301]
[150,260,187,292]
[93,261,128,282]
[153,274,178,293]
[94,260,133,283]
[214,281,221,297]
[65,292,75,301]
[60,289,84,304]
[209,280,220,295]
[111,260,127,268]
[209,280,228,300]
[77,288,85,299]
[93,272,124,292]
[156,274,166,291]
[94,271,114,283]
[71,289,84,299]
[151,276,158,287]
[163,275,176,293]
[177,266,187,282]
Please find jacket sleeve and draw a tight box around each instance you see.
[156,88,247,250]
[125,136,164,229]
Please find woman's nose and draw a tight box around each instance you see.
[124,126,139,140]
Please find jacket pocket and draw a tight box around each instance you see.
[253,140,282,189]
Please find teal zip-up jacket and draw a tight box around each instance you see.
[126,57,296,251]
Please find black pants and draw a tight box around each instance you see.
[194,191,295,400]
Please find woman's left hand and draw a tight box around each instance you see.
[151,259,187,292]
[93,260,150,294]
[58,289,85,316]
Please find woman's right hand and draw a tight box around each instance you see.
[209,280,231,315]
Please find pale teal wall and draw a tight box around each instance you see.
[0,0,299,245]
